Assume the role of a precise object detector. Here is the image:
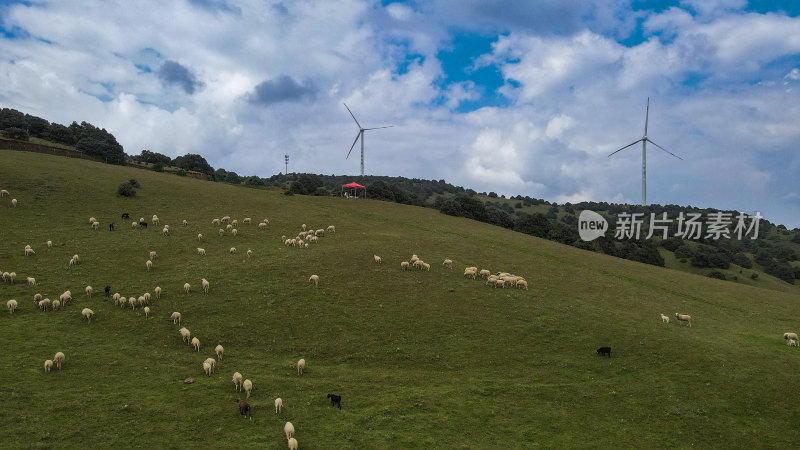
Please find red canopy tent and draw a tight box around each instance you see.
[341,182,366,198]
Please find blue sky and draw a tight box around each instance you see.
[0,0,799,227]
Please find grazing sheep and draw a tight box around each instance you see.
[288,438,297,450]
[597,346,611,357]
[155,286,162,299]
[81,308,94,323]
[661,314,670,324]
[7,299,17,314]
[0,189,7,196]
[191,337,200,352]
[60,291,72,304]
[122,213,130,219]
[109,222,115,231]
[400,261,409,270]
[232,219,238,227]
[184,283,191,294]
[219,229,225,236]
[92,221,99,230]
[143,292,150,303]
[143,306,150,316]
[231,229,238,237]
[494,279,505,289]
[232,372,243,391]
[39,299,50,310]
[202,278,210,293]
[226,224,233,232]
[34,293,42,304]
[132,221,138,229]
[197,233,203,242]
[24,246,35,256]
[182,220,188,226]
[128,297,136,310]
[8,272,15,284]
[212,218,221,226]
[327,225,335,233]
[242,217,251,225]
[516,279,529,290]
[422,262,430,271]
[170,312,181,324]
[237,399,251,418]
[51,299,60,311]
[327,393,342,409]
[275,397,283,413]
[374,255,382,264]
[443,259,453,269]
[308,275,319,287]
[197,248,206,255]
[258,222,267,230]
[152,215,159,226]
[315,229,325,237]
[11,198,17,207]
[27,277,35,286]
[246,249,252,258]
[783,332,798,342]
[47,240,52,248]
[203,361,212,376]
[788,338,799,347]
[464,268,477,279]
[146,260,153,271]
[284,422,295,439]
[54,352,65,369]
[215,344,224,360]
[85,286,93,298]
[301,223,307,231]
[179,327,191,344]
[229,247,236,254]
[139,221,148,228]
[297,358,306,375]
[221,216,231,223]
[112,292,121,303]
[44,359,53,373]
[243,379,253,398]
[149,251,158,260]
[161,227,169,236]
[675,313,692,327]
[69,256,77,266]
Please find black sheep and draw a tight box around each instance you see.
[121,213,130,219]
[596,347,611,357]
[109,222,115,231]
[139,221,147,228]
[327,393,342,409]
[104,286,111,297]
[236,399,250,418]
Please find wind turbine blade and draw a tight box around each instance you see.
[363,125,394,131]
[608,139,643,157]
[343,103,362,129]
[346,131,361,159]
[646,138,683,160]
[644,97,650,136]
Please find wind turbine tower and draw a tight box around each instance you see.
[343,103,393,176]
[608,98,682,205]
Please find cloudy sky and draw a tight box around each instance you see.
[1,0,799,226]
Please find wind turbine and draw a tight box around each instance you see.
[344,103,393,176]
[608,98,682,206]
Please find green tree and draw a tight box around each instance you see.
[173,153,214,176]
[1,127,29,140]
[515,213,552,238]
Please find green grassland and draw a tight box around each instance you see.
[2,150,800,448]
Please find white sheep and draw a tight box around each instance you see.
[215,344,224,360]
[27,277,35,286]
[464,268,477,279]
[179,327,191,344]
[203,361,212,376]
[69,256,77,266]
[34,293,42,305]
[275,397,283,413]
[137,296,146,307]
[226,224,233,231]
[112,292,121,303]
[8,272,15,284]
[24,246,35,256]
[231,229,238,237]
[422,262,430,271]
[11,198,17,207]
[788,338,799,347]
[246,249,252,258]
[201,278,210,293]
[258,222,267,230]
[516,279,529,290]
[443,259,453,269]
[44,359,53,373]
[146,260,153,271]
[170,311,181,324]
[144,306,150,316]
[85,285,93,298]
[783,332,798,342]
[232,219,238,227]
[232,372,243,391]
[150,251,158,260]
[0,189,7,196]
[243,217,251,225]
[230,247,236,254]
[39,299,50,310]
[661,313,670,324]
[205,357,216,373]
[288,438,298,450]
[47,240,52,248]
[301,223,307,231]
[191,337,200,352]
[297,358,306,375]
[327,225,335,233]
[284,422,295,439]
[243,379,253,398]
[374,255,382,264]
[184,283,191,294]
[197,248,206,255]
[212,218,221,226]
[59,291,72,304]
[219,229,225,236]
[7,299,17,314]
[152,215,159,225]
[675,313,692,327]
[221,216,231,223]
[197,233,203,242]
[81,308,94,323]
[128,297,136,310]
[400,261,409,270]
[182,219,188,226]
[143,292,151,303]
[54,352,65,369]
[155,286,162,299]
[161,226,169,236]
[51,299,60,311]
[131,221,138,229]
[91,221,99,230]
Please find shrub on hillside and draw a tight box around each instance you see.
[176,169,186,176]
[151,163,164,172]
[674,245,694,259]
[732,253,752,269]
[117,182,136,197]
[708,271,726,280]
[2,127,29,140]
[751,273,758,280]
[661,237,683,252]
[129,178,140,188]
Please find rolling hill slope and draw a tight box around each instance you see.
[1,150,799,448]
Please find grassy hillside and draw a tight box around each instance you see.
[1,150,800,448]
